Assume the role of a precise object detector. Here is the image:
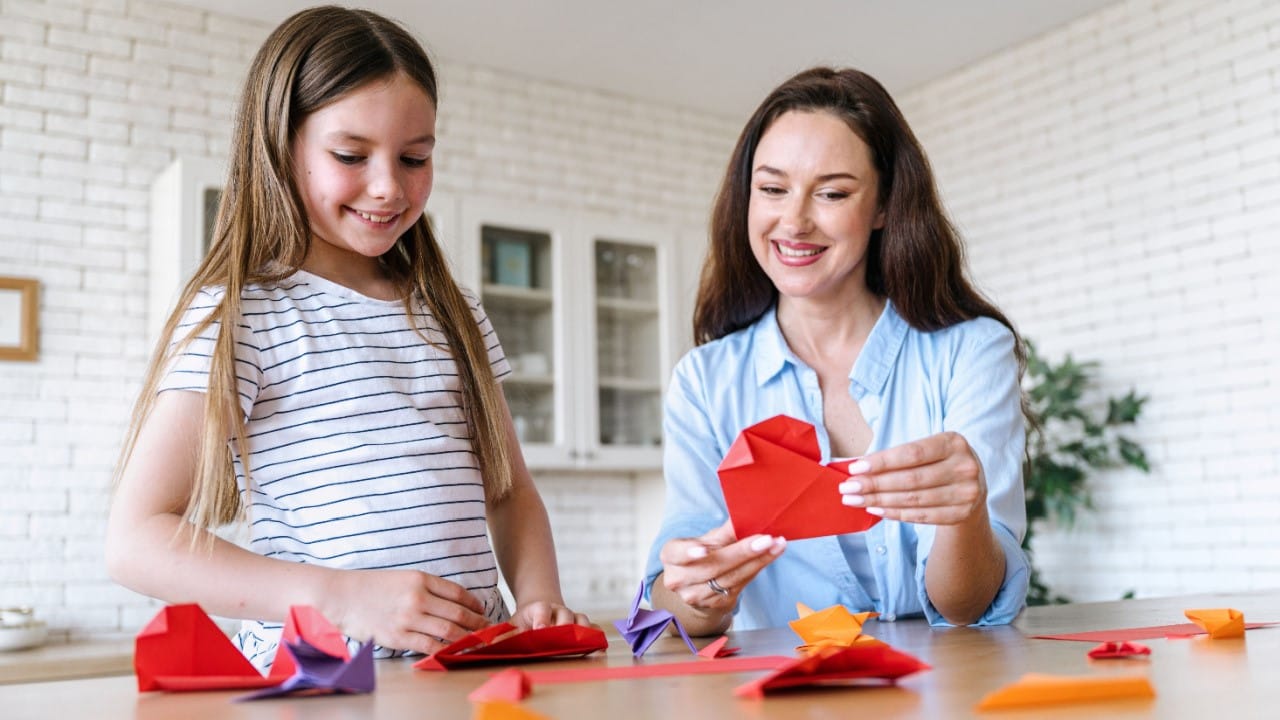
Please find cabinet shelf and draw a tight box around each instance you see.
[598,377,662,392]
[482,283,554,308]
[596,297,659,317]
[506,373,555,387]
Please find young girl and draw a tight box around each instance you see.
[106,6,587,668]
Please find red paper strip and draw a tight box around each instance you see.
[523,655,791,683]
[1032,621,1275,643]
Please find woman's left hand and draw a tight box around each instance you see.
[510,599,592,630]
[838,431,987,525]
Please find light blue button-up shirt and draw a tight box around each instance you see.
[644,301,1029,628]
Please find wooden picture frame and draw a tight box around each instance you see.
[0,276,39,362]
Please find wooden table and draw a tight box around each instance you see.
[1,590,1275,719]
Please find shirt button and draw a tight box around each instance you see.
[876,545,887,555]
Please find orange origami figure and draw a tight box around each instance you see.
[789,602,881,655]
[1184,608,1245,639]
[975,673,1155,711]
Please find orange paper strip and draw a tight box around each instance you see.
[976,673,1155,710]
[473,700,550,720]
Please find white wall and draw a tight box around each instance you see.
[901,0,1280,601]
[0,0,734,640]
[6,0,1277,643]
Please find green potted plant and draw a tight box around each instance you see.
[1021,340,1150,605]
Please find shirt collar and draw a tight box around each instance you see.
[750,300,910,393]
[851,300,909,396]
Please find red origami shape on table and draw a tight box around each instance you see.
[1087,641,1151,659]
[468,668,533,702]
[267,604,353,680]
[135,604,278,692]
[733,642,930,698]
[718,415,882,540]
[413,622,608,671]
[696,636,741,659]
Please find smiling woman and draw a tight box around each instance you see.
[646,66,1031,637]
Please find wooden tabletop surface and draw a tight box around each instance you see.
[1,589,1276,719]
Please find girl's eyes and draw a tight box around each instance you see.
[817,191,850,201]
[329,152,431,168]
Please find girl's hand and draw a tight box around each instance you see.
[510,600,591,630]
[838,431,987,525]
[326,569,489,655]
[658,519,786,612]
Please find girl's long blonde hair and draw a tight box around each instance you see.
[115,6,512,537]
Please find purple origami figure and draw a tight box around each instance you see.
[238,638,375,700]
[614,582,698,657]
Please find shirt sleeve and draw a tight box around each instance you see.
[157,288,263,421]
[461,288,512,381]
[642,351,730,602]
[917,318,1030,626]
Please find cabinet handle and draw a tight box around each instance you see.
[568,449,579,459]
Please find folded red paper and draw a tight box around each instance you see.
[1087,641,1151,659]
[414,622,608,671]
[135,603,362,693]
[696,635,741,658]
[468,668,533,702]
[135,604,277,692]
[718,415,881,540]
[268,604,351,680]
[733,642,929,698]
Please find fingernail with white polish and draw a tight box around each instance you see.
[842,495,865,507]
[687,545,708,559]
[866,507,885,516]
[839,480,862,494]
[750,535,773,552]
[846,459,871,474]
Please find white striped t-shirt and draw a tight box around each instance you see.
[159,269,512,666]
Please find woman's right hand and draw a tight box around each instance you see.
[658,519,787,613]
[325,568,490,655]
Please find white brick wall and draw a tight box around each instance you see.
[0,0,734,640]
[901,0,1280,602]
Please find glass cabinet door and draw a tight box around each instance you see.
[480,224,556,446]
[593,239,663,450]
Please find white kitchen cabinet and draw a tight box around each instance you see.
[455,198,679,470]
[148,157,225,344]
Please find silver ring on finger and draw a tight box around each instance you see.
[707,578,730,596]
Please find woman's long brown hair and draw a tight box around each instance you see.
[114,6,512,540]
[695,66,1024,371]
